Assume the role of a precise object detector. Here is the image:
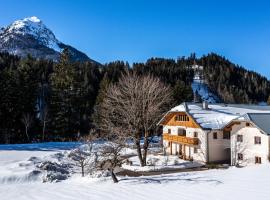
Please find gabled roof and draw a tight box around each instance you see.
[159,102,270,130]
[245,113,270,135]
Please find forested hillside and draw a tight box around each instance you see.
[0,51,269,144]
[198,53,270,103]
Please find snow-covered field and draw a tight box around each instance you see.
[1,142,270,200]
[122,154,203,172]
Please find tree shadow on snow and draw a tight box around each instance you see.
[0,142,81,151]
[120,172,223,185]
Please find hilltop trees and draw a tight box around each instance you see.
[133,57,194,105]
[0,51,270,144]
[198,53,270,103]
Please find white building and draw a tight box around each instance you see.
[158,102,270,166]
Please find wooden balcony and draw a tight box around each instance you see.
[163,133,199,145]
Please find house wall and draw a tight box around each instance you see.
[230,122,270,166]
[163,125,207,163]
[208,130,231,163]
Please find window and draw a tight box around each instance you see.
[223,131,230,139]
[194,147,198,153]
[246,122,250,127]
[194,132,198,138]
[213,132,217,139]
[255,156,261,164]
[238,153,243,160]
[178,128,186,136]
[175,114,189,121]
[237,135,243,142]
[168,129,171,134]
[254,136,261,144]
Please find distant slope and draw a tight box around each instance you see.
[0,16,98,63]
[191,64,221,103]
[133,56,270,104]
[198,53,270,104]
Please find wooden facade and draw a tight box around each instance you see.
[160,112,200,128]
[163,133,199,145]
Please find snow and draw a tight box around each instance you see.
[0,143,270,200]
[192,79,220,103]
[1,143,270,200]
[2,16,62,52]
[191,64,220,103]
[170,104,186,112]
[0,142,80,184]
[122,154,203,172]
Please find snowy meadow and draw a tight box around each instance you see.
[0,142,270,200]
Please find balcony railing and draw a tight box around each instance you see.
[163,133,199,145]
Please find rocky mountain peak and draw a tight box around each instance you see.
[0,16,97,63]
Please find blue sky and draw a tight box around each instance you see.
[1,0,270,78]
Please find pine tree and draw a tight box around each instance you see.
[172,80,193,105]
[49,49,78,139]
[92,75,110,129]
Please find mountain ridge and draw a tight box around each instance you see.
[0,16,98,63]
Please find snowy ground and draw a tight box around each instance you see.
[122,154,203,172]
[1,142,270,200]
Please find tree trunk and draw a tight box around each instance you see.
[81,165,84,177]
[42,121,46,141]
[110,168,118,183]
[142,136,149,166]
[25,126,30,142]
[135,139,144,166]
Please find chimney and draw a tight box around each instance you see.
[183,102,188,111]
[203,101,209,110]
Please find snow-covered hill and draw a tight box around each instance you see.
[191,65,221,103]
[0,16,97,63]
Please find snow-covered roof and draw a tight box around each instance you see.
[166,103,270,130]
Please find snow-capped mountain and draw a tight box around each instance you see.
[0,16,96,63]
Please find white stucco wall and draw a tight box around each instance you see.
[208,130,231,163]
[230,122,270,166]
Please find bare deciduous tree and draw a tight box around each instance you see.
[41,106,48,141]
[21,113,33,142]
[99,139,125,183]
[97,72,172,166]
[68,141,97,177]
